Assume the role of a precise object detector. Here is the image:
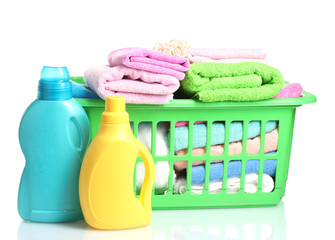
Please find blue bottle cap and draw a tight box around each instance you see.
[38,66,72,100]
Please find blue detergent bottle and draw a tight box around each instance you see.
[18,66,90,222]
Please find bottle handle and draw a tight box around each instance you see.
[69,117,83,152]
[137,143,155,212]
[69,116,90,161]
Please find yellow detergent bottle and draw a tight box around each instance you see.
[79,96,155,230]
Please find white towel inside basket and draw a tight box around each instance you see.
[174,173,274,194]
[131,122,170,156]
[131,122,175,193]
[136,161,175,193]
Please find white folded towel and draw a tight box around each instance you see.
[133,122,170,156]
[174,173,274,194]
[136,161,175,193]
[131,122,175,193]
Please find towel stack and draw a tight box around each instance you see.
[130,121,279,195]
[75,46,303,102]
[83,48,190,104]
[130,120,279,195]
[177,48,284,102]
[177,48,303,102]
[169,121,280,194]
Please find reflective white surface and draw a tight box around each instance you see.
[17,202,285,240]
[1,0,335,239]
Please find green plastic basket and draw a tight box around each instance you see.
[72,77,316,209]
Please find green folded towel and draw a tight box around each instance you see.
[180,62,285,102]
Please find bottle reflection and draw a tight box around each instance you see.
[18,201,286,240]
[18,220,152,240]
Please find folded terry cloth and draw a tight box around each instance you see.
[272,83,303,98]
[180,62,284,102]
[84,65,180,104]
[188,48,267,60]
[174,129,278,171]
[108,47,190,80]
[136,161,175,194]
[187,56,271,64]
[174,173,274,194]
[175,84,298,127]
[131,122,174,193]
[131,122,170,156]
[186,46,268,64]
[168,120,277,152]
[191,151,277,184]
[70,80,100,99]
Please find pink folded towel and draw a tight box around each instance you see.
[188,48,267,59]
[272,83,303,98]
[174,128,278,171]
[108,47,190,80]
[188,56,271,64]
[84,65,180,104]
[187,48,267,63]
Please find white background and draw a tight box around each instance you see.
[1,0,334,239]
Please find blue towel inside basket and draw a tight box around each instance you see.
[168,121,278,152]
[71,81,100,99]
[191,151,277,184]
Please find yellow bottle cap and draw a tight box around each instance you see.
[105,96,125,113]
[102,96,129,124]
